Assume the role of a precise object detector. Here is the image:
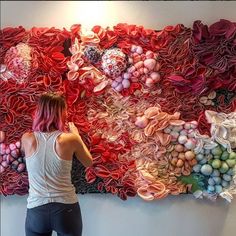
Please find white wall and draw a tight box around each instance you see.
[1,1,236,30]
[1,194,236,236]
[1,1,236,236]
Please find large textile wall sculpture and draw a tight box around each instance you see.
[0,19,236,202]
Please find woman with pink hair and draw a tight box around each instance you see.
[21,92,92,236]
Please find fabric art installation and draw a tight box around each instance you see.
[0,19,236,203]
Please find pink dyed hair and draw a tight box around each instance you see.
[32,92,66,132]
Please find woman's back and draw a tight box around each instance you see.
[24,131,79,161]
[25,130,78,209]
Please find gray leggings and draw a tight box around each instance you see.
[25,202,82,236]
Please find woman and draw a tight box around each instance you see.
[21,92,93,236]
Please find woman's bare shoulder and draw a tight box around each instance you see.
[59,132,78,142]
[21,132,34,141]
[21,132,35,152]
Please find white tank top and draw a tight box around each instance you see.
[25,131,78,209]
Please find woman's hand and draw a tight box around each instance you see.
[68,122,81,138]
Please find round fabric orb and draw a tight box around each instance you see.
[83,46,102,64]
[4,43,33,83]
[101,48,127,77]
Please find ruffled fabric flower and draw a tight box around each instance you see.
[0,26,27,64]
[205,110,236,151]
[80,29,100,46]
[0,64,13,81]
[92,25,118,49]
[192,20,210,43]
[28,27,70,50]
[0,167,29,196]
[67,37,109,97]
[209,19,236,39]
[85,138,137,200]
[113,23,157,52]
[28,27,70,78]
[192,19,236,86]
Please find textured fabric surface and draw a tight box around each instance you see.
[0,19,236,202]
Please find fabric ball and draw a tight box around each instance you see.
[83,46,102,64]
[4,43,33,83]
[101,48,127,77]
